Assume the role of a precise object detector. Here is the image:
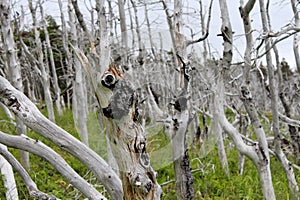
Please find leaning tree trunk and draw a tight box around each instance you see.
[0,0,30,170]
[74,47,162,199]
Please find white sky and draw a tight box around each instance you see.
[14,0,297,69]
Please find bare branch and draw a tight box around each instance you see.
[0,132,106,199]
[279,113,300,127]
[0,75,123,199]
[186,0,213,46]
[0,144,58,200]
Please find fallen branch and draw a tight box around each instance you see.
[0,143,58,200]
[0,131,106,200]
[0,75,123,199]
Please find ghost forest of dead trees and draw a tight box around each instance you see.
[0,0,300,199]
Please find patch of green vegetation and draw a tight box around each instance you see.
[0,108,299,199]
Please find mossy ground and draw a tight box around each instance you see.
[0,108,299,199]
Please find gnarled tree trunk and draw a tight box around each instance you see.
[75,46,162,199]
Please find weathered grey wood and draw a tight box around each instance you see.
[260,0,299,198]
[28,0,55,123]
[0,0,29,170]
[69,1,89,146]
[0,144,18,200]
[98,65,162,200]
[75,47,161,199]
[39,1,63,115]
[0,75,123,200]
[0,143,57,200]
[291,0,300,73]
[0,131,105,200]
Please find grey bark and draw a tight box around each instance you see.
[73,47,161,199]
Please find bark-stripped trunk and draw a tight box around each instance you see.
[58,0,72,110]
[0,144,18,200]
[96,0,110,72]
[291,0,300,73]
[118,0,128,63]
[240,85,276,199]
[28,0,55,123]
[214,0,230,177]
[168,1,195,198]
[39,2,63,115]
[169,109,194,200]
[0,0,30,170]
[69,0,89,146]
[239,0,256,176]
[73,45,162,199]
[265,2,300,198]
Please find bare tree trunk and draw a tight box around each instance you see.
[239,0,256,84]
[212,112,229,175]
[240,85,276,199]
[199,1,208,64]
[169,110,194,200]
[39,1,63,115]
[118,0,128,63]
[213,0,230,177]
[96,0,110,72]
[73,45,162,198]
[28,0,55,123]
[58,0,72,110]
[0,144,18,200]
[0,75,123,199]
[0,0,30,170]
[144,0,156,58]
[291,0,300,73]
[239,0,256,176]
[69,0,89,146]
[265,2,300,198]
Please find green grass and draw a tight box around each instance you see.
[0,108,299,199]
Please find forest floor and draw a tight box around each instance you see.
[0,108,299,199]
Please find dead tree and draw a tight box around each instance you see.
[0,75,123,199]
[74,48,162,199]
[0,0,30,170]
